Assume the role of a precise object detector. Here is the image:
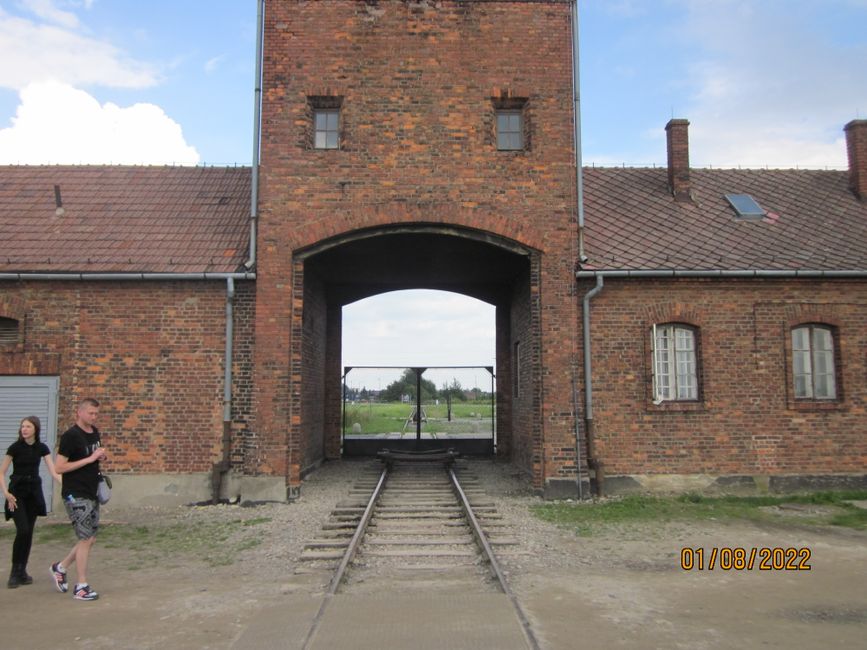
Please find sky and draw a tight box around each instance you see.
[2,0,866,376]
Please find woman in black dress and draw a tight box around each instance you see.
[1,416,60,588]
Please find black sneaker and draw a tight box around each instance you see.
[50,562,68,593]
[18,566,33,585]
[73,584,99,601]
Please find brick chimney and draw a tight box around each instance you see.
[666,119,691,202]
[845,119,867,200]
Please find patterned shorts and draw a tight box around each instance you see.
[64,497,100,540]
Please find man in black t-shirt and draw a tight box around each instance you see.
[50,398,107,602]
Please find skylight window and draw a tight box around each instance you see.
[725,194,766,220]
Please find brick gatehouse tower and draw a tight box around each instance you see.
[252,0,581,497]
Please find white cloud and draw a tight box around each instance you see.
[0,81,199,164]
[204,54,226,74]
[677,1,867,168]
[0,6,159,90]
[20,0,81,29]
[343,290,496,370]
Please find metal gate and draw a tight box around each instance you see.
[0,376,59,510]
[341,366,495,456]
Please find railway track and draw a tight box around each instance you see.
[297,453,540,649]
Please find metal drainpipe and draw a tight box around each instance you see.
[582,275,604,496]
[245,0,265,270]
[571,0,588,499]
[571,370,584,501]
[570,0,587,263]
[212,277,236,503]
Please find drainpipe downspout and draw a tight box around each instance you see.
[245,0,265,270]
[212,277,236,503]
[570,0,587,263]
[570,0,588,499]
[582,274,604,496]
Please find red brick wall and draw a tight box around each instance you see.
[509,259,540,478]
[324,301,343,460]
[0,280,255,475]
[256,0,580,490]
[581,278,867,477]
[300,270,327,473]
[231,283,257,471]
[495,304,513,458]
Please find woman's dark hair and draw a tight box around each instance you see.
[18,416,41,443]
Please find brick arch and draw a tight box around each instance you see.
[294,221,539,261]
[643,302,706,328]
[785,303,843,329]
[0,295,26,321]
[289,209,547,254]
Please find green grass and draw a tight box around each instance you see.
[97,516,273,566]
[0,515,273,567]
[344,400,493,435]
[531,491,867,536]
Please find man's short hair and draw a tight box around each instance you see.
[77,397,100,410]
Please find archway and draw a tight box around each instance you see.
[292,226,541,485]
[342,289,497,454]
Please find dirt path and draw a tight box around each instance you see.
[2,460,865,649]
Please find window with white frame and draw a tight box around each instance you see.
[792,325,837,399]
[314,109,340,149]
[496,110,523,150]
[653,324,698,401]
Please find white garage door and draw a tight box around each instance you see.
[0,376,59,511]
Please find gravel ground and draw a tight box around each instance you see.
[2,458,866,649]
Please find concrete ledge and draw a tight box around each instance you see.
[49,473,290,509]
[224,474,288,504]
[599,473,867,496]
[769,474,867,493]
[543,477,592,500]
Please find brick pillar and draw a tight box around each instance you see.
[666,119,691,202]
[495,304,511,459]
[324,300,343,459]
[845,119,867,200]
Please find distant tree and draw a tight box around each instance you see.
[441,378,465,401]
[382,369,438,402]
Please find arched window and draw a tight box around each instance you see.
[0,317,19,345]
[792,324,837,399]
[652,323,698,402]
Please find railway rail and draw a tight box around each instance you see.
[299,452,541,649]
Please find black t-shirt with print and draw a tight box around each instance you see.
[58,424,101,500]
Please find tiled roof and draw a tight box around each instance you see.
[0,166,251,274]
[3,164,866,275]
[582,167,867,271]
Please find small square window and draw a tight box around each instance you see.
[497,111,523,150]
[725,194,766,220]
[314,109,339,149]
[0,317,19,345]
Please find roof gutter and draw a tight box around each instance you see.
[576,269,867,279]
[0,272,256,281]
[570,0,587,262]
[244,0,265,270]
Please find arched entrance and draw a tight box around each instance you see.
[283,225,542,494]
[341,290,498,455]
